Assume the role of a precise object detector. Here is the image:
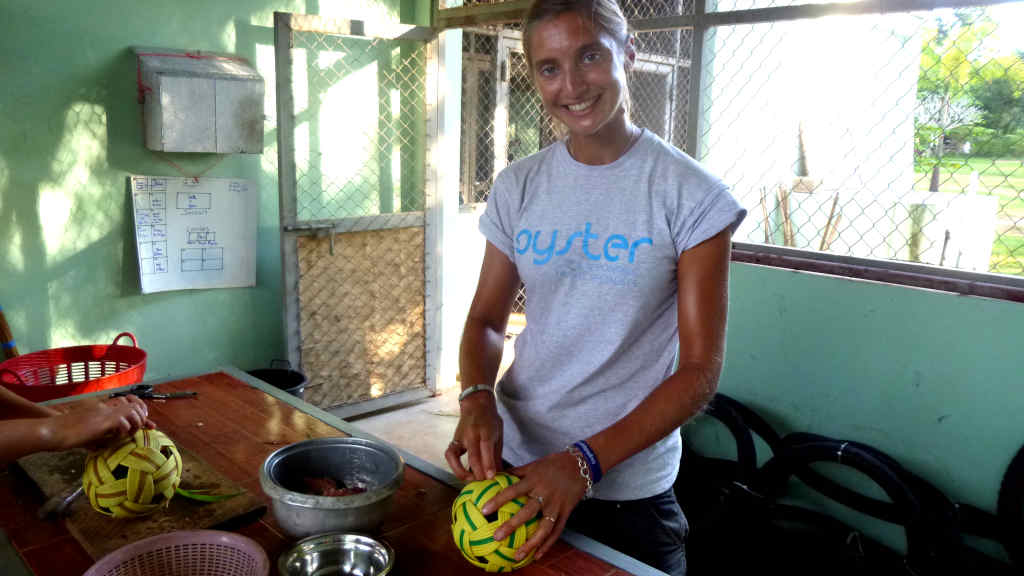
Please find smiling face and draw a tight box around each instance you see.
[527,11,634,141]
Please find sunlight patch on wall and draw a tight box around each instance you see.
[0,148,23,271]
[293,48,310,116]
[0,154,8,198]
[319,0,399,23]
[255,42,280,194]
[0,222,24,274]
[249,1,307,28]
[0,153,12,271]
[261,139,279,181]
[38,102,110,261]
[318,50,345,71]
[38,187,74,258]
[256,43,277,126]
[294,121,311,192]
[46,301,86,348]
[221,21,237,54]
[249,1,401,29]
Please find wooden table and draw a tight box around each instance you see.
[0,369,661,576]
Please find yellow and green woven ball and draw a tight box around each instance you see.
[451,472,540,572]
[83,428,182,519]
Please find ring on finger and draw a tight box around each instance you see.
[543,514,557,524]
[530,494,544,506]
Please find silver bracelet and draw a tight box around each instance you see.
[457,384,494,402]
[566,445,594,499]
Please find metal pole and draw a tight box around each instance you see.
[685,0,706,159]
[274,12,302,370]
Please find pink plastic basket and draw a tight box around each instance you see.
[82,530,269,576]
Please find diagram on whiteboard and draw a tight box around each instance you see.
[131,176,257,293]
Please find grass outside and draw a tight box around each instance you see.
[914,155,1024,276]
[991,234,1024,276]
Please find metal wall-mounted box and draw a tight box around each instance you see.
[136,49,265,154]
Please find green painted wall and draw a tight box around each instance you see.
[0,0,420,380]
[687,262,1023,552]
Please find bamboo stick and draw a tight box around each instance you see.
[760,187,772,244]
[820,193,840,251]
[777,185,794,247]
[823,213,842,251]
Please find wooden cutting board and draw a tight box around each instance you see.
[16,445,266,559]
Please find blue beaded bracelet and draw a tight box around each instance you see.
[572,440,603,484]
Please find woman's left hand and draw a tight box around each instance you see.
[479,450,589,562]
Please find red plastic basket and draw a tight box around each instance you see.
[0,332,147,402]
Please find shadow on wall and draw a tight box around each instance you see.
[0,48,204,350]
[0,0,419,360]
[0,55,128,349]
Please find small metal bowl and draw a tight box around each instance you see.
[260,437,404,539]
[278,532,394,576]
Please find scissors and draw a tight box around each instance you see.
[110,384,197,399]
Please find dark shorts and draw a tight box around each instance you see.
[566,488,689,576]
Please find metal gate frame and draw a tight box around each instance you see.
[273,12,446,417]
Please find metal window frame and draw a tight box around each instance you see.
[434,0,1024,302]
[460,50,495,204]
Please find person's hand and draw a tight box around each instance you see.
[479,450,589,562]
[444,392,503,481]
[51,395,155,450]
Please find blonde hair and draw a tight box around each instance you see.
[522,0,630,68]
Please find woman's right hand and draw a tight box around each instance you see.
[52,395,155,450]
[445,391,503,481]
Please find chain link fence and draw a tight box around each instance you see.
[278,14,431,410]
[455,0,1024,281]
[705,4,1024,277]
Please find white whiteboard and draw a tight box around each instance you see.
[130,175,257,293]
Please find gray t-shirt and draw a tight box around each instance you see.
[479,129,746,500]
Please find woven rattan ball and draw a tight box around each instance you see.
[451,472,539,572]
[83,429,182,518]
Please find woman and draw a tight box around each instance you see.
[444,0,746,573]
[0,385,153,464]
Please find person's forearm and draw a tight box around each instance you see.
[458,316,508,393]
[0,386,60,419]
[0,418,63,464]
[586,360,721,474]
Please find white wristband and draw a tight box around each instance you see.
[458,384,494,402]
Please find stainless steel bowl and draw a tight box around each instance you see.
[260,437,404,539]
[278,532,394,576]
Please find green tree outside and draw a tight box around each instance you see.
[914,7,1024,276]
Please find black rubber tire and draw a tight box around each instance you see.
[780,432,922,524]
[957,502,1003,541]
[701,395,758,485]
[757,438,937,573]
[776,433,963,571]
[711,392,783,456]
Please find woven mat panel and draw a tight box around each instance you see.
[297,228,425,409]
